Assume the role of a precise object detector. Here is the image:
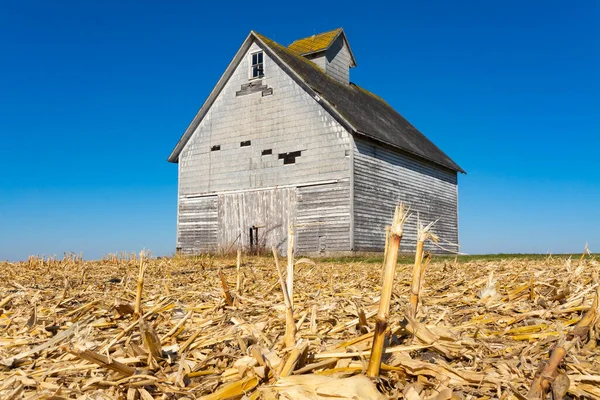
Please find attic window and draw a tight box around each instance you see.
[262,149,272,156]
[278,150,302,165]
[240,140,251,147]
[251,51,264,79]
[211,145,220,151]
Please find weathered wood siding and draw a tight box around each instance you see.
[308,55,327,73]
[325,35,351,84]
[177,41,353,253]
[177,196,218,253]
[353,138,459,253]
[306,36,351,84]
[178,41,352,194]
[296,181,351,254]
[217,187,295,253]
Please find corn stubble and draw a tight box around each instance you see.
[0,221,599,399]
[367,203,410,377]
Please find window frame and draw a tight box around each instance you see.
[249,50,264,80]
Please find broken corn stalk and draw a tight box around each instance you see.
[64,344,136,377]
[219,269,234,306]
[287,224,295,309]
[367,203,410,377]
[273,246,296,348]
[198,376,259,400]
[133,251,146,320]
[409,219,438,317]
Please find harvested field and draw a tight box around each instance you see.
[1,251,599,399]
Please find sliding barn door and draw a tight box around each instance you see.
[217,188,296,254]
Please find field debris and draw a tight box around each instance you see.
[1,247,599,399]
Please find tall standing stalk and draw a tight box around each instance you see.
[367,203,410,377]
[286,224,295,309]
[409,220,438,318]
[236,247,242,291]
[133,251,146,321]
[272,246,296,348]
[380,226,390,283]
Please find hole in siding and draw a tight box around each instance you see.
[345,149,350,157]
[262,149,272,156]
[211,145,221,151]
[240,140,251,147]
[278,150,302,165]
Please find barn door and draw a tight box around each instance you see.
[217,188,296,254]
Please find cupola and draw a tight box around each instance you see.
[288,28,357,85]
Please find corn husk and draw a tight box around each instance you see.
[270,374,386,400]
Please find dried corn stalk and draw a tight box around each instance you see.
[273,246,296,348]
[409,218,439,317]
[367,203,410,377]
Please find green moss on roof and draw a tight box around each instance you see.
[352,84,391,107]
[287,28,342,55]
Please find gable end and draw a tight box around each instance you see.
[167,31,357,164]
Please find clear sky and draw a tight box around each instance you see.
[0,1,598,260]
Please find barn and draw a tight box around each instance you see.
[168,29,465,255]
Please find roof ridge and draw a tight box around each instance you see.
[255,32,338,79]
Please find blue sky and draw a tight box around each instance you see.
[0,1,598,260]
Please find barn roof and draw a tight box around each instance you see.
[256,32,464,173]
[168,30,464,173]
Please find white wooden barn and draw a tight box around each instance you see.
[168,29,464,255]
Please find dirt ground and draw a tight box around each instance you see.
[0,253,598,399]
